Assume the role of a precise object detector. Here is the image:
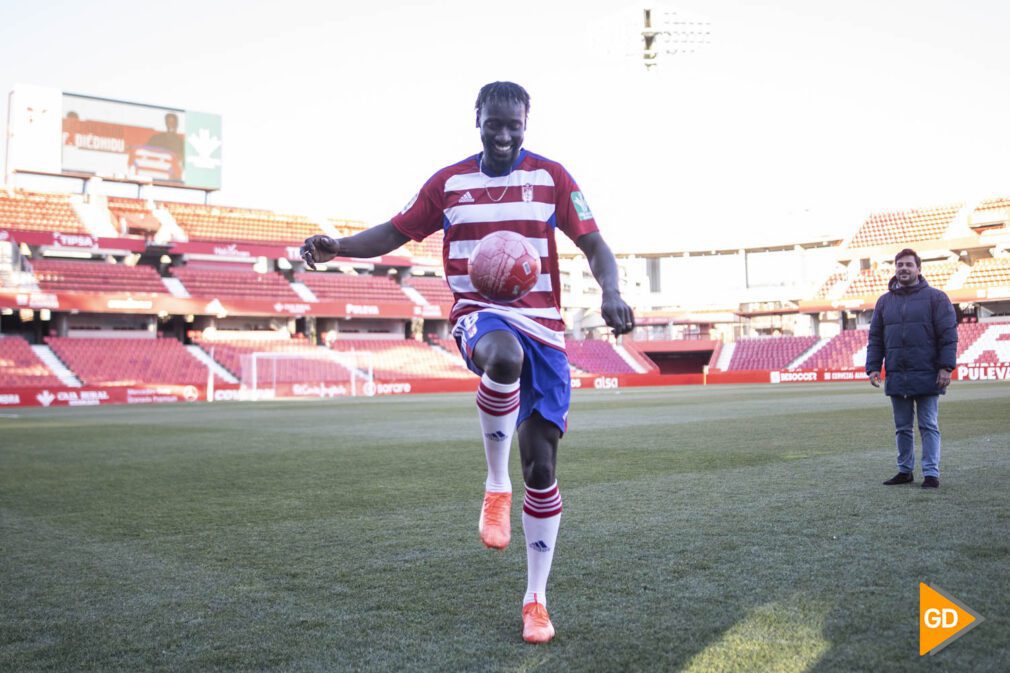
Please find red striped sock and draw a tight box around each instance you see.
[522,481,562,608]
[477,374,520,492]
[523,481,563,518]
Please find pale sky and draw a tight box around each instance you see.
[2,0,1009,253]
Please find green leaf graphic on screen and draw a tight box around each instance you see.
[184,111,222,189]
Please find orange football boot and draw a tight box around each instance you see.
[522,597,555,644]
[479,491,511,549]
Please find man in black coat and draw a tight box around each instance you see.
[866,248,958,488]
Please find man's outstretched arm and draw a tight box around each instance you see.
[575,231,635,336]
[301,222,410,270]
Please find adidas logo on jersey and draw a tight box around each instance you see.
[458,191,475,204]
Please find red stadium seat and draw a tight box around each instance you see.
[0,336,63,387]
[160,202,327,245]
[727,335,820,371]
[171,264,301,301]
[45,337,224,386]
[0,190,87,234]
[30,258,167,294]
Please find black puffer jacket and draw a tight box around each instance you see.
[865,276,958,397]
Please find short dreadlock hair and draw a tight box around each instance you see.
[474,81,530,126]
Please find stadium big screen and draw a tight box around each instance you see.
[6,85,222,189]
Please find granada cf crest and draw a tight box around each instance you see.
[522,183,534,202]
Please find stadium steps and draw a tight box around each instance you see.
[290,282,317,302]
[70,198,119,238]
[317,219,343,238]
[31,345,82,387]
[400,284,428,305]
[788,338,830,369]
[186,345,240,383]
[715,342,735,370]
[151,207,187,244]
[942,202,977,239]
[946,263,973,291]
[612,343,650,374]
[852,344,868,368]
[161,277,190,297]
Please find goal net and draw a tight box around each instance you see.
[238,349,374,399]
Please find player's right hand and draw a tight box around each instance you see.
[300,235,340,270]
[868,371,881,388]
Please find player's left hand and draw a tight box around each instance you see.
[937,368,952,389]
[300,235,340,271]
[602,291,635,336]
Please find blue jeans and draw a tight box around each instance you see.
[890,395,941,477]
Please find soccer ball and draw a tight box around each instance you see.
[467,231,541,302]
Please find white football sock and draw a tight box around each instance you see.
[522,481,562,608]
[476,374,520,493]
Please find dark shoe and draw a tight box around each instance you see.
[883,472,914,485]
[922,476,940,488]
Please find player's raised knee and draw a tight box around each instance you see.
[474,332,524,383]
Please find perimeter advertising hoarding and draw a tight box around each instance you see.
[6,85,221,189]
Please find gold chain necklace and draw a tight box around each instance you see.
[480,156,511,203]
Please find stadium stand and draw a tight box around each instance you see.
[921,260,960,290]
[0,335,63,387]
[727,335,820,371]
[0,190,86,234]
[327,219,369,237]
[329,339,471,379]
[191,334,352,383]
[844,268,893,297]
[30,258,168,294]
[796,330,869,370]
[431,336,462,356]
[161,202,324,244]
[564,338,636,374]
[296,272,409,303]
[814,269,847,299]
[848,203,961,248]
[617,341,662,374]
[956,322,989,361]
[407,276,454,305]
[973,196,1010,214]
[962,258,1010,288]
[957,321,1010,365]
[404,230,444,261]
[45,337,222,386]
[171,264,301,300]
[106,197,161,237]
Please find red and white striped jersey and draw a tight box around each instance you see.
[391,150,598,350]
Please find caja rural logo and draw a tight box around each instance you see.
[919,583,984,656]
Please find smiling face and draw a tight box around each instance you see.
[895,254,920,286]
[477,99,526,175]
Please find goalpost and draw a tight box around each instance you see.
[238,349,374,399]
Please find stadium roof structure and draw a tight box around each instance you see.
[557,235,845,261]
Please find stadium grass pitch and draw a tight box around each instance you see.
[1,382,1008,673]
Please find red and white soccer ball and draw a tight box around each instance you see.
[467,231,541,302]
